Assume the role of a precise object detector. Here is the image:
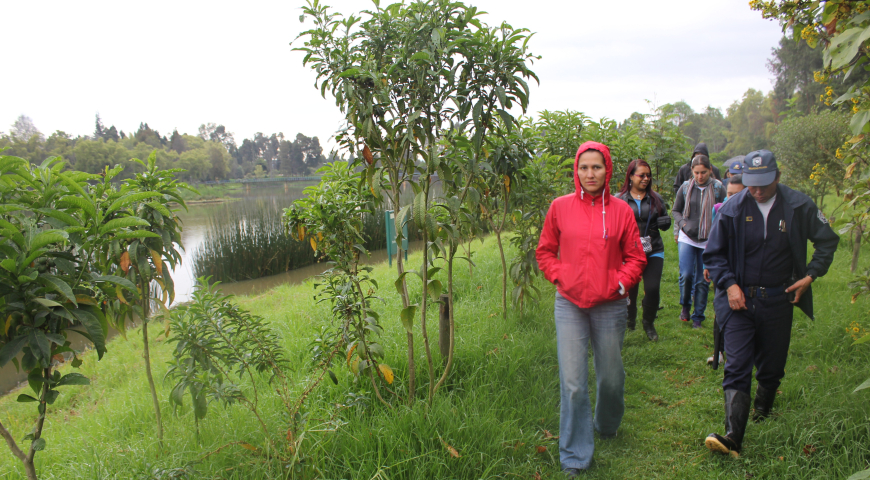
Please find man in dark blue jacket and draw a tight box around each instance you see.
[701,150,839,458]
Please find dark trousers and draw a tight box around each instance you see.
[714,291,794,394]
[628,256,663,322]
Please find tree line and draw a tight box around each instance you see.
[0,116,328,183]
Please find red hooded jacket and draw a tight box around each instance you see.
[536,142,647,308]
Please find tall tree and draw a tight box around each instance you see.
[10,115,42,142]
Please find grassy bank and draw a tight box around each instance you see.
[0,236,868,479]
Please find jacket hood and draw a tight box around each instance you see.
[693,142,709,158]
[574,141,613,201]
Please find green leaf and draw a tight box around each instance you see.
[848,467,870,480]
[400,305,417,333]
[394,272,409,295]
[852,334,870,346]
[31,438,46,451]
[16,394,38,403]
[413,190,427,231]
[112,230,161,240]
[0,336,28,367]
[193,389,208,420]
[92,275,137,292]
[71,309,106,359]
[410,51,430,61]
[57,195,95,219]
[828,26,870,70]
[427,279,443,301]
[56,373,90,387]
[0,258,16,273]
[30,230,68,252]
[37,275,77,305]
[850,110,870,136]
[34,298,63,308]
[99,217,150,235]
[105,192,160,216]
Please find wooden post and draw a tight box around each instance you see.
[284,182,289,194]
[439,294,450,357]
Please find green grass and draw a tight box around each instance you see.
[1,236,868,479]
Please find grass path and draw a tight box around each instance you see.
[0,236,868,479]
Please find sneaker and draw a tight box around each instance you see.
[692,320,702,329]
[680,306,690,322]
[563,468,583,478]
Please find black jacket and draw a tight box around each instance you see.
[702,185,840,320]
[614,191,671,255]
[673,143,722,194]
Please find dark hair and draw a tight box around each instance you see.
[728,174,743,186]
[618,159,663,214]
[690,155,712,170]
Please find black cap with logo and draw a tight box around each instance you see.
[742,150,778,187]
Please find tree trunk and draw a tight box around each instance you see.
[852,224,863,274]
[496,230,507,319]
[391,179,415,406]
[438,294,450,357]
[141,281,164,448]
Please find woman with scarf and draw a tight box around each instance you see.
[672,155,725,328]
[615,159,671,341]
[537,142,647,476]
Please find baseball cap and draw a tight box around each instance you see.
[728,162,743,175]
[742,150,778,187]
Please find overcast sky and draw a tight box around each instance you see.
[1,0,783,151]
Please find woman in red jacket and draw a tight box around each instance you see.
[536,142,647,475]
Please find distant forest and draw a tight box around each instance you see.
[0,118,329,182]
[1,31,864,181]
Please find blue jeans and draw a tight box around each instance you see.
[678,242,709,323]
[554,292,627,470]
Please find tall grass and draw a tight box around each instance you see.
[191,197,403,283]
[1,236,868,479]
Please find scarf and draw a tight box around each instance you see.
[682,178,715,240]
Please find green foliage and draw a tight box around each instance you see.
[283,161,392,403]
[773,110,850,207]
[166,278,290,440]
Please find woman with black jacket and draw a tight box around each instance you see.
[615,159,671,341]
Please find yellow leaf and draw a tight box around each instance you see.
[310,237,317,252]
[75,295,97,306]
[503,175,511,193]
[317,232,323,242]
[150,249,163,276]
[5,315,13,336]
[297,224,305,242]
[849,134,865,144]
[378,364,394,384]
[346,344,357,366]
[116,285,129,305]
[846,162,857,179]
[240,442,258,451]
[351,358,360,375]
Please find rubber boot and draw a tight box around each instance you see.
[641,308,658,341]
[752,384,776,422]
[705,389,751,458]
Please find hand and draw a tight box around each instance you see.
[674,235,679,243]
[727,284,746,311]
[786,275,813,304]
[703,269,711,283]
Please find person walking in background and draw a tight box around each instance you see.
[614,159,671,341]
[536,142,647,476]
[702,150,839,458]
[672,155,725,328]
[705,173,746,366]
[673,143,722,195]
[722,162,743,187]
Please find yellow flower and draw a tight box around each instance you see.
[854,105,860,113]
[853,97,860,104]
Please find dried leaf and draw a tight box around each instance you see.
[240,442,258,451]
[802,444,816,456]
[543,430,559,440]
[346,344,357,366]
[535,445,547,454]
[363,145,374,164]
[378,363,394,384]
[534,473,542,480]
[119,251,131,272]
[310,237,317,252]
[440,439,460,458]
[150,249,163,275]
